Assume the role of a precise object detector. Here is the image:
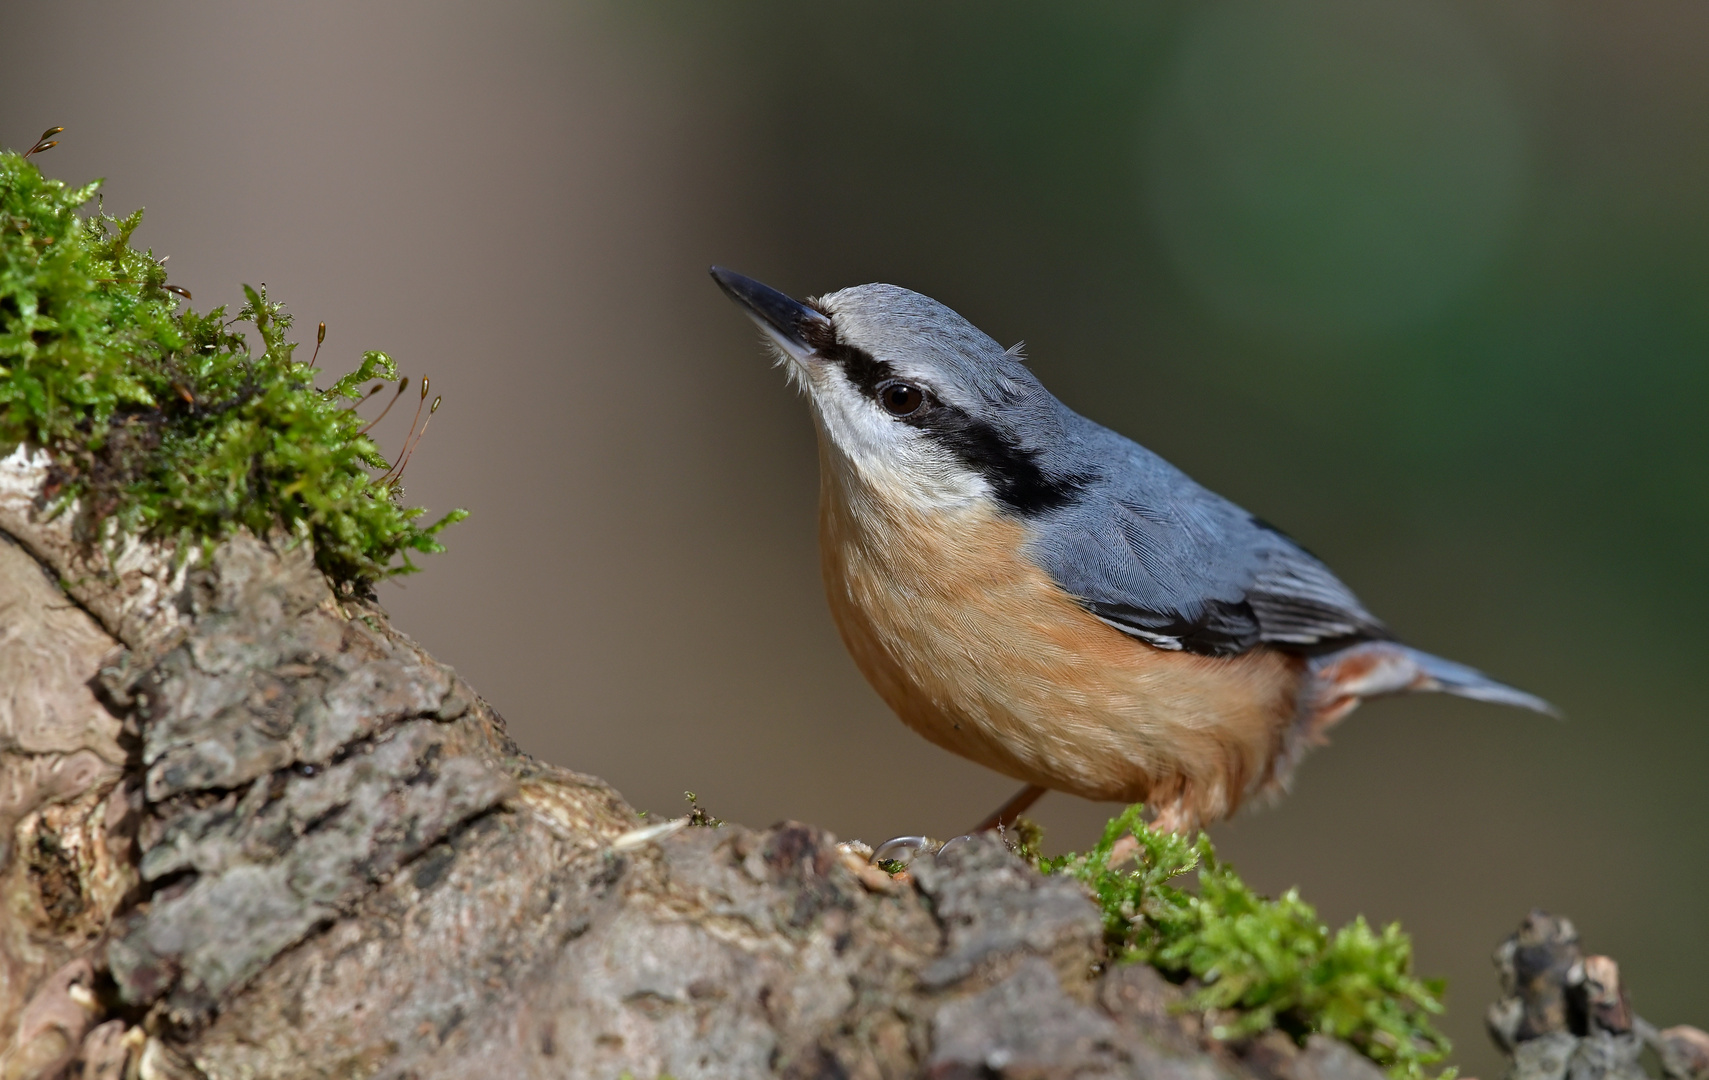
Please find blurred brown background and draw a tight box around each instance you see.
[4,3,1705,1071]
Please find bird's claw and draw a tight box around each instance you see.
[870,835,931,866]
[869,833,978,867]
[936,833,976,856]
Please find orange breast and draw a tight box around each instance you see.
[817,450,1303,827]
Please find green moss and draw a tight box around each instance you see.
[0,149,464,585]
[1036,807,1452,1080]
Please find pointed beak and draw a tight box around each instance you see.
[709,266,831,362]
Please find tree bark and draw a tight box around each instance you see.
[0,441,1430,1080]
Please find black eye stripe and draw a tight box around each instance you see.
[817,342,897,399]
[912,408,1094,515]
[802,311,1090,516]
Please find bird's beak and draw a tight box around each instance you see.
[709,266,831,363]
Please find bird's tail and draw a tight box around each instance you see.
[1256,641,1555,811]
[1308,640,1559,718]
[1399,647,1559,716]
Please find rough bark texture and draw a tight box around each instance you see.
[0,441,1702,1080]
[0,442,1389,1080]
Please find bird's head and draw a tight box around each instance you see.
[710,267,1090,515]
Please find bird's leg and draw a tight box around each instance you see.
[971,783,1047,834]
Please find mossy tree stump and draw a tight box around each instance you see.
[3,439,1399,1079]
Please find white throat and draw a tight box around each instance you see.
[800,363,989,514]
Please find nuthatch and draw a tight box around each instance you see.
[711,267,1554,833]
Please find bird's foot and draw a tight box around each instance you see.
[860,785,1050,870]
[863,830,996,870]
[870,835,933,868]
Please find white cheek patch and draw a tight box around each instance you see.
[803,365,990,512]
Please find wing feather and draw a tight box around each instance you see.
[1028,418,1389,657]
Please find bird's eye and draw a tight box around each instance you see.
[877,380,926,417]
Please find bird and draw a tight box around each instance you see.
[710,267,1555,834]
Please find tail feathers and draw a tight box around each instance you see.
[1404,648,1560,716]
[1311,641,1559,718]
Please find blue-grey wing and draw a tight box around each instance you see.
[1027,417,1389,657]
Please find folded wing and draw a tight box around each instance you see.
[1028,418,1390,658]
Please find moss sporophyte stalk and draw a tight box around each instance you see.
[0,147,465,585]
[1030,806,1453,1080]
